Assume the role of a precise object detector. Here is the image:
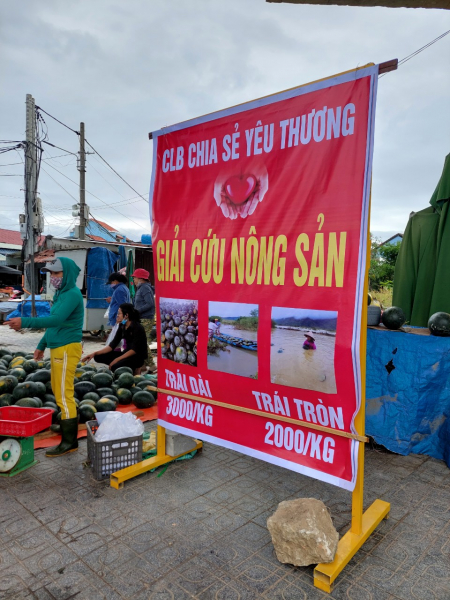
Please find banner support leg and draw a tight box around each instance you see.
[110,424,202,490]
[314,188,390,592]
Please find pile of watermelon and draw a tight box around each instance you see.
[0,349,157,427]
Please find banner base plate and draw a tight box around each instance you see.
[314,499,390,593]
[110,439,203,489]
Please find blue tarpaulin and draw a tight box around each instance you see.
[6,301,51,320]
[366,328,450,467]
[118,246,127,270]
[86,247,118,309]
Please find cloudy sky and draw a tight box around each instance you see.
[1,0,449,243]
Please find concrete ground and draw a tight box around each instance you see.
[1,329,450,599]
[0,326,106,358]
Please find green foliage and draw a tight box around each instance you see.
[209,315,222,322]
[207,338,229,356]
[369,236,401,291]
[233,316,258,331]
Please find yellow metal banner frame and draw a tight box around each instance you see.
[117,64,392,590]
[314,194,391,592]
[110,425,203,490]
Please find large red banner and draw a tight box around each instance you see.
[150,66,378,490]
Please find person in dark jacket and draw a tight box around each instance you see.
[106,272,130,328]
[82,303,148,372]
[132,268,155,369]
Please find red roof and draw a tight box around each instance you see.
[91,219,117,233]
[87,234,107,242]
[0,228,23,246]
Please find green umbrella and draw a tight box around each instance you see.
[126,249,136,300]
[393,153,450,326]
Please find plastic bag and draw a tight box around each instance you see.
[105,323,119,347]
[104,306,110,319]
[94,412,144,442]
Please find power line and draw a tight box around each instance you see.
[399,29,450,67]
[380,29,450,78]
[42,140,77,156]
[87,154,128,200]
[41,159,149,227]
[35,106,79,135]
[84,138,148,203]
[35,106,148,206]
[40,166,78,202]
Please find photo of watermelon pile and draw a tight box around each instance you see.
[0,348,157,428]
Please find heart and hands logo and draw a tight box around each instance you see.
[214,165,269,219]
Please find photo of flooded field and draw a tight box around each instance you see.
[160,298,198,366]
[207,302,258,379]
[270,307,337,393]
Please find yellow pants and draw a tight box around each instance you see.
[50,343,82,420]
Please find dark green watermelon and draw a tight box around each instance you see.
[83,392,100,402]
[13,382,40,401]
[79,399,97,408]
[96,398,116,412]
[381,307,406,330]
[99,394,117,403]
[74,381,96,396]
[78,371,94,382]
[29,369,52,384]
[117,373,135,389]
[0,375,18,395]
[44,394,57,404]
[114,366,133,379]
[92,372,113,388]
[34,381,47,398]
[43,401,58,410]
[428,312,450,337]
[23,359,39,373]
[132,391,155,409]
[78,404,97,423]
[0,393,13,406]
[116,388,132,405]
[15,397,40,408]
[96,387,115,398]
[9,368,26,382]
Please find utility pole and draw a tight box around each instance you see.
[78,122,86,239]
[24,94,37,316]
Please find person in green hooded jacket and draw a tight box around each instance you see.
[8,257,84,457]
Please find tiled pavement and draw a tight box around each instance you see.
[1,330,449,598]
[1,422,449,600]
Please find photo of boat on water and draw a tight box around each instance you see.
[270,307,337,393]
[207,301,258,379]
